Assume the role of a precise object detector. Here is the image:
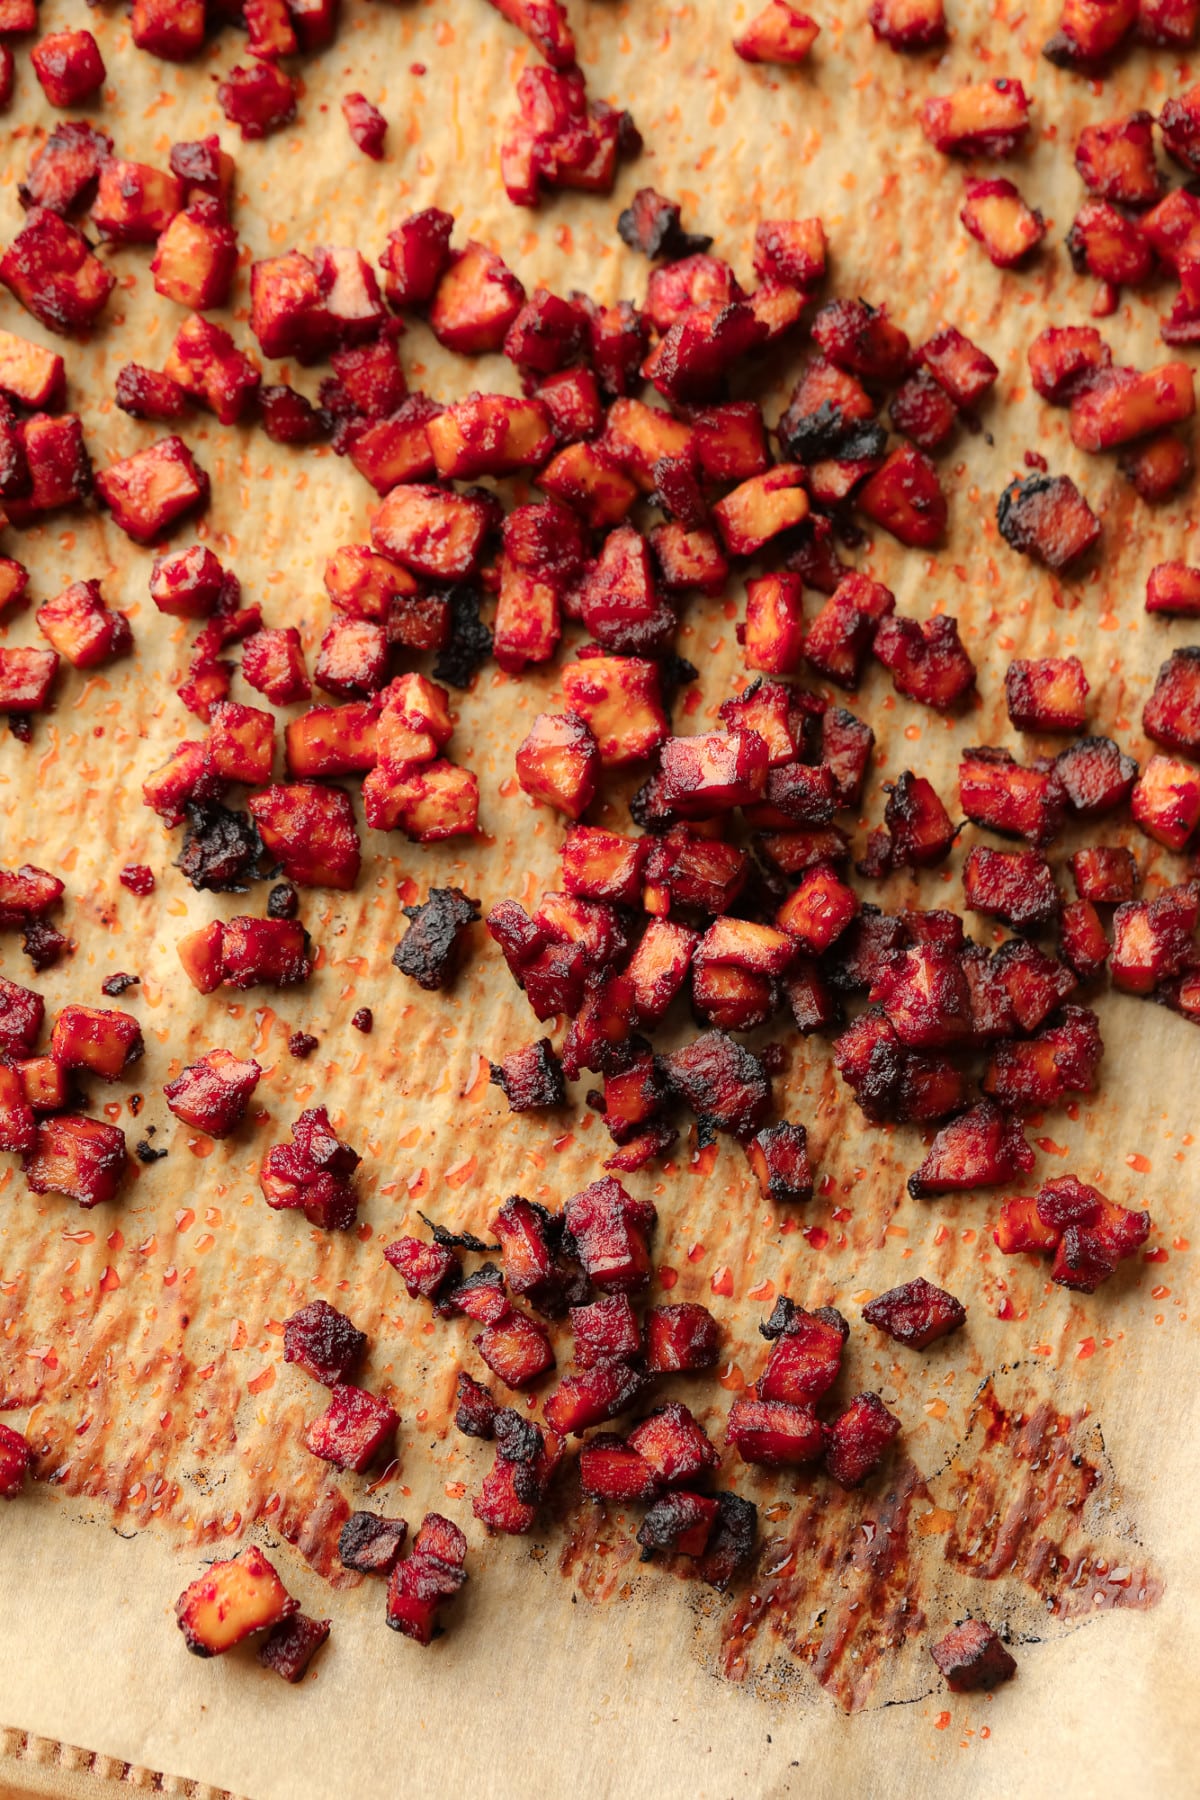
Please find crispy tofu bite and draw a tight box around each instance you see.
[386,1514,467,1645]
[175,1546,297,1656]
[930,1619,1016,1692]
[392,887,479,991]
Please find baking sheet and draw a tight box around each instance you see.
[0,0,1198,1792]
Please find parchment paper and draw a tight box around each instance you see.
[0,0,1198,1794]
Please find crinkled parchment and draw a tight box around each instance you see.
[0,0,1198,1794]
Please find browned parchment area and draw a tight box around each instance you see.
[0,0,1197,1793]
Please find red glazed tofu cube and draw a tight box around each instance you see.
[961,178,1046,267]
[475,1310,555,1389]
[24,1114,127,1206]
[365,760,478,841]
[1,208,115,334]
[920,326,998,409]
[242,629,310,706]
[36,581,131,668]
[428,393,554,481]
[218,60,296,139]
[863,1277,966,1349]
[1070,362,1194,452]
[283,1298,367,1387]
[257,1614,330,1684]
[1055,736,1137,816]
[825,1392,901,1487]
[0,1066,36,1155]
[370,484,493,581]
[562,826,647,904]
[1071,845,1137,904]
[777,865,859,952]
[133,0,206,58]
[1028,326,1112,403]
[758,1300,847,1401]
[1044,0,1137,63]
[959,746,1065,846]
[1005,656,1089,732]
[515,712,599,818]
[646,1303,719,1374]
[870,0,946,42]
[164,316,260,425]
[92,160,183,244]
[305,1384,397,1473]
[430,242,525,354]
[713,465,809,556]
[286,703,378,778]
[857,446,947,547]
[727,1397,824,1467]
[561,654,666,765]
[0,330,64,410]
[248,784,361,889]
[1144,647,1200,755]
[660,730,768,816]
[378,208,454,308]
[315,618,388,699]
[95,437,209,543]
[51,1005,142,1079]
[0,648,58,713]
[873,612,975,710]
[0,1422,30,1499]
[920,78,1031,156]
[151,203,239,310]
[564,1176,656,1291]
[627,1403,718,1485]
[175,1547,296,1656]
[164,1048,261,1136]
[149,544,224,618]
[733,0,820,60]
[207,701,274,783]
[907,1100,1034,1197]
[385,1515,467,1645]
[1132,753,1200,848]
[804,571,895,688]
[31,30,105,107]
[744,572,805,674]
[745,1121,813,1203]
[963,846,1060,930]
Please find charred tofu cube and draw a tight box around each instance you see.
[257,1613,330,1684]
[645,1303,719,1374]
[1075,111,1162,206]
[907,1100,1034,1197]
[959,746,1065,846]
[385,1514,467,1645]
[260,1104,359,1229]
[662,1030,769,1136]
[175,1547,297,1657]
[208,701,275,784]
[930,1619,1016,1692]
[881,771,958,868]
[24,1114,127,1207]
[340,1510,409,1575]
[1055,735,1138,816]
[283,1298,367,1387]
[490,1039,566,1115]
[163,1048,261,1136]
[383,1235,460,1301]
[133,0,206,58]
[392,886,479,992]
[963,846,1061,931]
[150,545,225,619]
[564,1176,656,1291]
[305,1384,397,1473]
[757,1299,847,1402]
[95,437,210,543]
[745,1121,813,1203]
[286,702,379,779]
[873,612,975,711]
[804,572,895,689]
[248,784,361,889]
[164,316,260,425]
[863,1277,966,1349]
[51,1005,142,1079]
[0,1067,36,1156]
